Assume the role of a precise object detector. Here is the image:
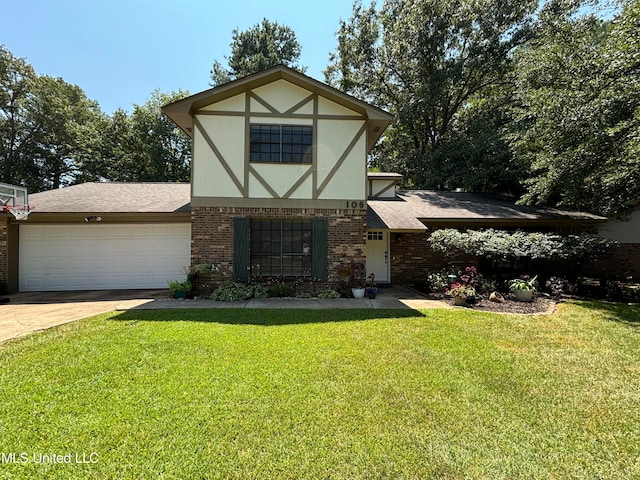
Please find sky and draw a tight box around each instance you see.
[3,0,360,114]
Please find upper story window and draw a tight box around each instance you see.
[250,124,312,164]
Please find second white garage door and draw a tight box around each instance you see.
[19,223,191,291]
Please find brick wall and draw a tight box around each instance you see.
[0,222,7,292]
[191,206,366,291]
[390,232,431,284]
[583,243,640,280]
[192,210,640,291]
[389,231,477,285]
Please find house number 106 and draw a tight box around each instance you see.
[346,201,365,208]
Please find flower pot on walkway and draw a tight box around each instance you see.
[352,288,365,299]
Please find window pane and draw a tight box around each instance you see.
[250,124,312,164]
[250,219,312,277]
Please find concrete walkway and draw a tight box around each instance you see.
[131,287,449,311]
[0,286,448,343]
[0,290,166,343]
[138,295,451,310]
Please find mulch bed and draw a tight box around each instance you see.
[424,292,557,314]
[470,296,556,314]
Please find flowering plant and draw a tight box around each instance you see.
[459,266,477,287]
[337,264,354,279]
[446,282,476,299]
[366,272,376,287]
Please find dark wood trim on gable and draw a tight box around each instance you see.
[283,167,314,199]
[285,94,315,115]
[197,110,362,121]
[370,181,396,198]
[249,91,279,114]
[248,165,281,199]
[312,93,319,199]
[316,122,367,196]
[194,117,245,197]
[244,93,251,196]
[195,110,246,117]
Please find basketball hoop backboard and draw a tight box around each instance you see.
[0,182,32,220]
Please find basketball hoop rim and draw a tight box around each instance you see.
[2,204,34,220]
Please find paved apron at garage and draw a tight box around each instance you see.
[0,290,167,343]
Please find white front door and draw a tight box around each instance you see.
[366,230,389,283]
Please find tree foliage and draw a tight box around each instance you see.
[93,90,191,182]
[1,45,190,189]
[428,228,615,262]
[0,45,35,187]
[1,46,104,191]
[326,0,638,217]
[511,0,640,218]
[28,75,104,189]
[211,19,305,86]
[325,0,537,194]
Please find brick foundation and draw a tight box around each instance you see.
[191,206,366,292]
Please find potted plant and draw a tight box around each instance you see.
[508,275,537,302]
[351,275,365,298]
[168,279,192,299]
[351,286,365,298]
[337,263,366,298]
[366,272,377,299]
[337,264,354,282]
[446,282,476,306]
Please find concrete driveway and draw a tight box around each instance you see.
[0,290,167,343]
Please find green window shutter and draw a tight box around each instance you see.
[233,217,249,282]
[312,217,328,281]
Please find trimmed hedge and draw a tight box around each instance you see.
[428,229,615,262]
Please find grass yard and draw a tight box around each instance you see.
[0,302,638,479]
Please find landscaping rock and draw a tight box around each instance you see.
[489,292,505,303]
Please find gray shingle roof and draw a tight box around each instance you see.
[28,183,191,213]
[27,183,605,227]
[367,190,606,231]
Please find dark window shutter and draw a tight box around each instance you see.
[233,217,249,282]
[312,217,328,281]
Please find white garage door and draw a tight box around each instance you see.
[19,223,191,291]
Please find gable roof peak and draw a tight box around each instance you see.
[162,64,393,151]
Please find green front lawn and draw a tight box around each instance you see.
[0,303,638,479]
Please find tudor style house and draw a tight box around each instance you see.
[1,65,626,293]
[163,65,611,288]
[162,65,393,286]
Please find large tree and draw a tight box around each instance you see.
[211,19,305,86]
[511,0,640,218]
[28,75,104,190]
[95,90,191,182]
[1,46,104,191]
[0,45,36,186]
[325,0,538,193]
[130,90,191,182]
[1,46,190,188]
